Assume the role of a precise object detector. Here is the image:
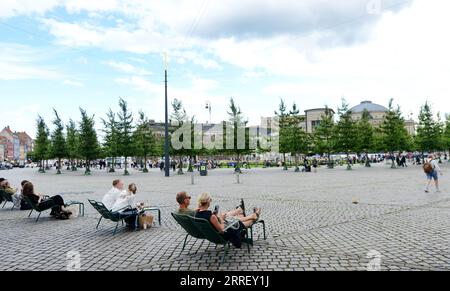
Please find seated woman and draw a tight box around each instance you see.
[21,182,71,219]
[111,183,148,230]
[195,193,261,248]
[19,180,32,210]
[0,179,21,207]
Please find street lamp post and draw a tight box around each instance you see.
[164,53,170,177]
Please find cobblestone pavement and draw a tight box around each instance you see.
[1,162,449,271]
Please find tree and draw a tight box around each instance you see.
[101,109,119,173]
[225,97,251,173]
[66,119,79,171]
[117,98,134,176]
[314,106,335,168]
[356,110,375,167]
[416,102,439,160]
[79,108,99,175]
[287,103,309,172]
[274,99,290,170]
[444,114,450,155]
[34,116,50,173]
[334,99,357,170]
[170,98,189,174]
[380,99,410,168]
[133,111,155,173]
[51,109,67,174]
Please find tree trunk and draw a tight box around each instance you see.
[365,152,371,167]
[177,157,184,175]
[57,158,62,174]
[143,156,149,173]
[391,152,396,169]
[327,152,333,169]
[124,157,129,175]
[283,153,288,170]
[346,152,352,170]
[85,159,91,175]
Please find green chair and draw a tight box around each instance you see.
[23,195,57,222]
[172,213,257,262]
[25,195,85,222]
[0,189,16,210]
[88,199,137,235]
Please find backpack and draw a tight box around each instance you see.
[423,162,433,174]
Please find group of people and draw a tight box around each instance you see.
[0,178,72,219]
[175,191,262,248]
[101,180,154,230]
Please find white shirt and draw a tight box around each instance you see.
[102,187,125,210]
[111,192,136,212]
[430,159,441,172]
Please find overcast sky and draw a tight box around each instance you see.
[0,0,449,137]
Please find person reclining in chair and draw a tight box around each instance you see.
[22,182,72,219]
[175,191,196,216]
[102,179,125,210]
[195,192,261,248]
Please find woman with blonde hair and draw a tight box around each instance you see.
[195,192,261,248]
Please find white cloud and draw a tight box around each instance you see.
[0,43,61,80]
[63,80,83,87]
[103,60,152,75]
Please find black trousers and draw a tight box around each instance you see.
[121,209,139,230]
[38,195,65,212]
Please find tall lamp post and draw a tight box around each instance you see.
[164,53,170,177]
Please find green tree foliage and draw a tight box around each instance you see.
[79,108,99,175]
[274,99,290,170]
[101,109,119,173]
[66,119,79,171]
[51,109,67,174]
[34,116,50,173]
[356,110,375,167]
[380,99,410,168]
[287,103,309,171]
[444,114,450,154]
[133,111,156,173]
[334,99,357,170]
[170,98,189,174]
[117,98,134,176]
[416,102,440,155]
[313,106,335,168]
[225,97,251,172]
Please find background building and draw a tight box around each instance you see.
[349,101,416,134]
[0,126,34,162]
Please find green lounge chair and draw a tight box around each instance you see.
[0,189,16,210]
[88,199,138,235]
[24,195,85,222]
[172,213,264,262]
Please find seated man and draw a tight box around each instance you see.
[102,179,125,210]
[176,191,196,216]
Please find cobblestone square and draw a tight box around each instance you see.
[1,163,449,271]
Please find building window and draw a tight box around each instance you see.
[311,120,321,131]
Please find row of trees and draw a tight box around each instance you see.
[31,97,450,175]
[277,98,450,170]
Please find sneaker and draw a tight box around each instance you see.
[424,188,429,193]
[436,189,441,193]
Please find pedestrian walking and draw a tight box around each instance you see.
[423,154,443,193]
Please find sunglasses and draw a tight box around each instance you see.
[185,196,192,200]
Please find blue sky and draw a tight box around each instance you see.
[1,0,449,138]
